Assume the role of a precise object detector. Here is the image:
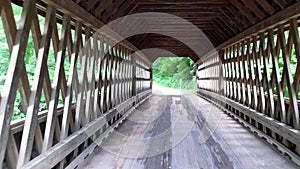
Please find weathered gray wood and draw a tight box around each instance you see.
[198,1,300,62]
[84,27,94,124]
[31,8,52,106]
[290,18,300,101]
[252,35,265,114]
[198,90,300,166]
[21,92,150,169]
[77,93,298,168]
[197,8,300,157]
[132,53,137,97]
[120,46,126,103]
[278,25,300,129]
[0,1,153,168]
[74,28,89,130]
[198,89,300,147]
[246,38,257,109]
[260,32,275,118]
[6,134,18,169]
[66,92,151,169]
[60,22,82,140]
[1,0,31,111]
[107,39,114,110]
[0,1,36,168]
[102,37,108,112]
[90,32,99,120]
[17,6,55,168]
[97,35,105,116]
[268,29,286,123]
[42,14,71,152]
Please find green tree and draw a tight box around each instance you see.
[152,57,196,90]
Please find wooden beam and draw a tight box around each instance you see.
[255,0,275,15]
[225,6,251,28]
[93,0,113,18]
[274,0,287,9]
[1,0,31,112]
[220,9,244,32]
[17,6,55,168]
[109,0,137,22]
[101,0,128,22]
[85,0,98,11]
[241,0,266,20]
[215,1,300,52]
[212,19,235,38]
[136,8,220,14]
[229,0,258,24]
[0,0,36,168]
[136,0,229,5]
[136,4,223,10]
[203,30,223,45]
[218,16,239,34]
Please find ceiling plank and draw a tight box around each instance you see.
[202,30,221,46]
[101,0,128,22]
[213,18,235,38]
[210,22,231,40]
[229,0,258,24]
[93,0,114,18]
[220,9,244,32]
[109,1,137,21]
[85,0,98,11]
[136,0,229,5]
[71,0,298,62]
[218,15,239,34]
[274,0,287,9]
[241,0,266,20]
[135,8,220,13]
[255,0,275,15]
[225,6,251,28]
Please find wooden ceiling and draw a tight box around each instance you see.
[73,0,297,62]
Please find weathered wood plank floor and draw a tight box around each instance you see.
[78,94,298,169]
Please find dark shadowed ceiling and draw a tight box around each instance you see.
[72,0,298,62]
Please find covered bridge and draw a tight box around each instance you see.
[0,0,300,168]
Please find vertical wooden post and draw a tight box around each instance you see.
[196,63,199,92]
[132,53,137,99]
[150,66,153,89]
[219,50,224,95]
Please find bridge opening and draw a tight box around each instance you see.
[152,57,196,93]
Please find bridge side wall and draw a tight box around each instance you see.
[196,2,300,165]
[0,0,152,168]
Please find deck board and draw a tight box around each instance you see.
[78,94,298,169]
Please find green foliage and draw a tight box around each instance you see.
[0,4,68,120]
[153,57,196,91]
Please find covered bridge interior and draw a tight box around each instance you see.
[0,0,300,168]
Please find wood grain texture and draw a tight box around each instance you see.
[78,94,298,169]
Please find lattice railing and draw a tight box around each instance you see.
[197,2,300,165]
[136,55,151,94]
[0,0,152,168]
